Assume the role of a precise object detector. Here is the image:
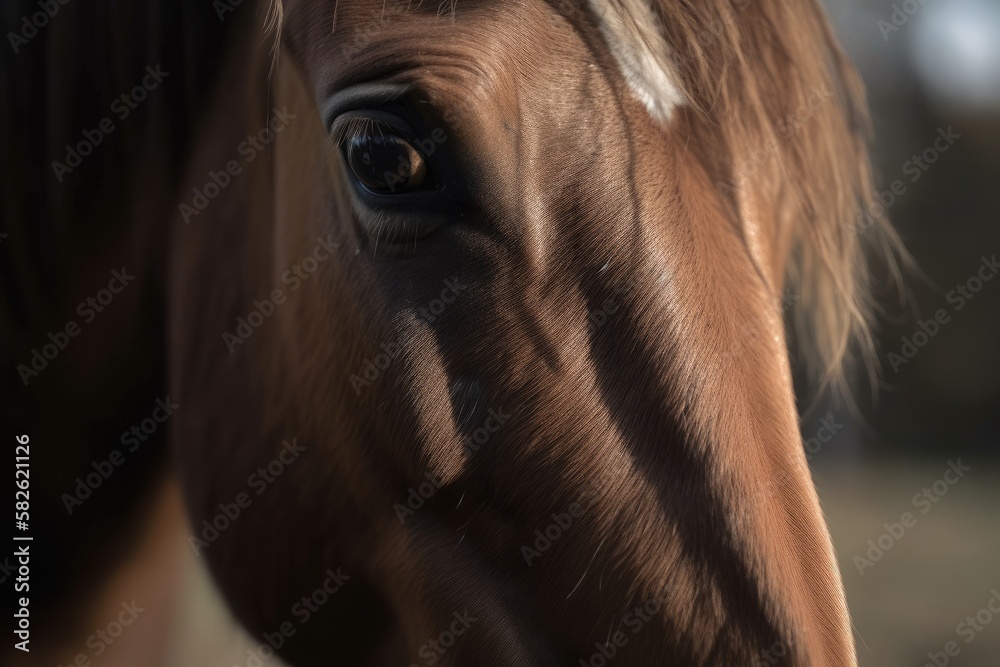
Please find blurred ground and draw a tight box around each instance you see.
[817,462,1000,667]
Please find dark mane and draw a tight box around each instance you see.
[0,0,237,636]
[605,0,907,395]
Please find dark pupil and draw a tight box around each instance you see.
[346,124,426,194]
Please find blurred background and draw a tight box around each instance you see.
[811,0,1000,665]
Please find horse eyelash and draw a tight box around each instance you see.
[331,116,377,146]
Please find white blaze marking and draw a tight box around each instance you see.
[586,0,685,122]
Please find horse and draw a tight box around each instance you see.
[3,0,903,664]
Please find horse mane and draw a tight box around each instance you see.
[266,0,907,398]
[596,0,908,399]
[0,0,239,632]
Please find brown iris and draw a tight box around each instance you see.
[344,121,427,194]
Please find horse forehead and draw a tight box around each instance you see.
[585,0,685,123]
[295,0,682,120]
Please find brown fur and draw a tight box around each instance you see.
[169,1,900,664]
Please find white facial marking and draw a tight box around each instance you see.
[586,0,685,122]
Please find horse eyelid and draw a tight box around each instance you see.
[321,82,414,131]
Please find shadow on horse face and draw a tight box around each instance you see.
[169,0,878,664]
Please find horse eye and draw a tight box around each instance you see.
[343,122,427,194]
